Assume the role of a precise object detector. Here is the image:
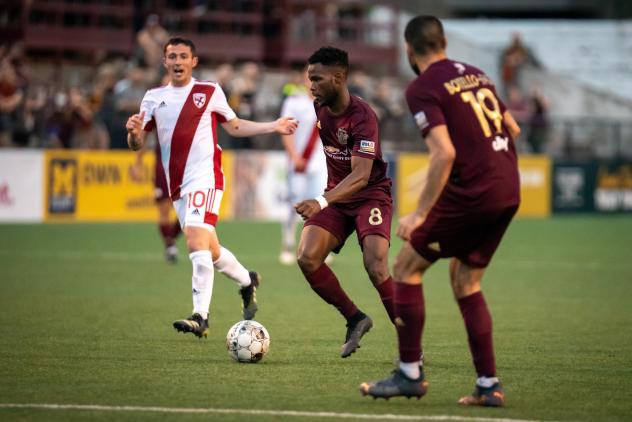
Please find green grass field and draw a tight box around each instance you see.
[1,216,631,422]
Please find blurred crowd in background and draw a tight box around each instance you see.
[0,14,548,154]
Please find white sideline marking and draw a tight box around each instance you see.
[0,403,550,422]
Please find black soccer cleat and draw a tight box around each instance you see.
[360,368,429,400]
[341,314,373,358]
[240,271,260,320]
[173,313,208,338]
[458,382,505,407]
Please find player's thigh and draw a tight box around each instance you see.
[304,205,352,254]
[354,199,393,246]
[297,224,340,265]
[157,198,172,224]
[184,225,220,256]
[173,188,223,252]
[393,242,434,284]
[458,205,518,268]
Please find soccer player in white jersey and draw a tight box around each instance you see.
[279,71,328,265]
[126,37,298,338]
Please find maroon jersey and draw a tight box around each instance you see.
[315,95,391,204]
[406,59,520,210]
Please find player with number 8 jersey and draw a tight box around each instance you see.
[293,47,396,359]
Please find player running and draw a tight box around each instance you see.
[126,37,297,338]
[295,47,396,358]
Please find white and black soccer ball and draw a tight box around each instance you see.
[226,320,270,363]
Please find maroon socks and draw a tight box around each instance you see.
[394,282,425,363]
[303,263,358,319]
[458,291,496,377]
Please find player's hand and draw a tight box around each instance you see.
[276,116,298,135]
[396,212,426,241]
[294,199,321,220]
[126,111,145,139]
[294,157,307,173]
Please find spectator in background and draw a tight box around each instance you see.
[371,78,404,142]
[526,88,549,154]
[499,33,541,96]
[505,85,530,146]
[0,54,25,147]
[136,14,170,73]
[228,61,261,149]
[112,66,149,148]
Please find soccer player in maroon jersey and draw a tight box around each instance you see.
[360,16,521,406]
[294,47,396,358]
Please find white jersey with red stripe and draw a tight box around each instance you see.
[280,92,325,174]
[141,78,236,200]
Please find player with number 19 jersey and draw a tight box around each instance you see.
[406,59,520,210]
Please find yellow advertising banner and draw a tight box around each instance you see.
[397,154,551,218]
[44,150,157,222]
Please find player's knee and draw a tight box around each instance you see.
[365,259,389,284]
[296,251,319,274]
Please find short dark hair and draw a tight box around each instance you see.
[404,16,446,56]
[308,46,349,73]
[163,37,197,57]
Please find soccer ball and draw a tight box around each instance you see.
[226,320,270,363]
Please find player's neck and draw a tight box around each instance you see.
[417,52,447,74]
[328,89,351,115]
[171,76,194,88]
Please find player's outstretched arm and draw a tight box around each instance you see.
[397,125,455,241]
[126,111,148,151]
[503,111,521,140]
[221,116,297,138]
[294,156,372,220]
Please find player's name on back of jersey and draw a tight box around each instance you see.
[443,73,493,95]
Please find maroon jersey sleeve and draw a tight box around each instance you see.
[405,83,445,138]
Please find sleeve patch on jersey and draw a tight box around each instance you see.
[359,140,375,154]
[414,111,429,130]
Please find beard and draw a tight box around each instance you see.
[408,54,420,76]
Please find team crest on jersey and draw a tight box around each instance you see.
[337,128,348,145]
[192,93,206,109]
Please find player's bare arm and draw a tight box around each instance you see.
[397,124,455,241]
[126,111,147,151]
[221,116,297,138]
[294,155,372,220]
[503,111,521,140]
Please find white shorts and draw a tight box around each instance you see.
[173,188,223,232]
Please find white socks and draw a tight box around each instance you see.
[190,250,214,319]
[282,209,299,250]
[213,246,251,287]
[476,376,499,388]
[399,361,421,380]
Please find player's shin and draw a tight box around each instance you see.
[213,246,251,287]
[375,277,395,323]
[190,250,215,319]
[458,291,496,378]
[394,282,425,378]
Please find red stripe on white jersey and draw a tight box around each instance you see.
[211,112,224,190]
[168,84,217,200]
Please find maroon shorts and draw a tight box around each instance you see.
[154,158,169,202]
[410,203,518,268]
[305,197,392,253]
